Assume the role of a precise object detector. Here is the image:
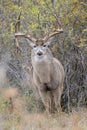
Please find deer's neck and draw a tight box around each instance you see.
[32,56,53,83]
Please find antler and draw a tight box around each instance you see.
[42,15,64,42]
[14,13,37,49]
[15,32,37,43]
[42,28,63,42]
[15,32,37,49]
[14,15,63,48]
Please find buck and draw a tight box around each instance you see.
[15,26,65,114]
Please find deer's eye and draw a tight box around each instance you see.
[43,44,46,47]
[34,45,37,48]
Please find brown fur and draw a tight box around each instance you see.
[15,32,64,114]
[31,46,65,114]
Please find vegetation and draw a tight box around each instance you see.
[0,0,87,129]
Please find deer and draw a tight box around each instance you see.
[14,21,65,114]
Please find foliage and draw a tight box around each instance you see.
[0,0,87,112]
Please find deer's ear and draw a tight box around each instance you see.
[44,37,53,47]
[26,39,36,48]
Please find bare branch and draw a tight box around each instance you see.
[14,12,21,33]
[15,37,23,52]
[15,37,19,48]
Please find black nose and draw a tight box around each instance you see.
[37,51,43,56]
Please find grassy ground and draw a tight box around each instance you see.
[0,88,87,130]
[0,109,87,130]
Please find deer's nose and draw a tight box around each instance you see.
[37,51,43,56]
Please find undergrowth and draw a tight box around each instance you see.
[0,88,87,130]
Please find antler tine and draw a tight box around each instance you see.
[42,28,63,42]
[15,32,37,43]
[42,15,63,42]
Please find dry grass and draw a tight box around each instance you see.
[0,88,87,130]
[21,110,87,130]
[1,110,87,130]
[1,87,19,99]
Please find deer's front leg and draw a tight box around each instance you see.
[39,89,50,114]
[49,92,54,113]
[53,85,63,113]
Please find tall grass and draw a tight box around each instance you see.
[0,87,87,130]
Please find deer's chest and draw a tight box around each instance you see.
[34,62,51,83]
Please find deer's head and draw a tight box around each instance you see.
[15,28,63,60]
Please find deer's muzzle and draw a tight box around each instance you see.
[37,50,43,56]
